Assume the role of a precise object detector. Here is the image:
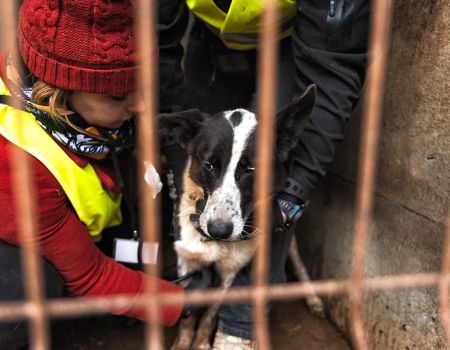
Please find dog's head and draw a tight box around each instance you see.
[159,85,316,241]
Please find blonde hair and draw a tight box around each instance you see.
[7,58,77,126]
[31,80,103,138]
[31,80,73,121]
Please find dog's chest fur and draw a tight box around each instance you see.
[175,109,258,277]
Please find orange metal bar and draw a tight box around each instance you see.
[134,0,164,350]
[349,0,393,348]
[439,207,450,345]
[2,1,49,349]
[0,272,445,322]
[0,2,447,350]
[253,0,280,348]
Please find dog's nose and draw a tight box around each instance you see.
[207,220,233,240]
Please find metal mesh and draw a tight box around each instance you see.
[1,1,448,349]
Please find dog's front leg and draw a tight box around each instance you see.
[191,274,235,350]
[171,257,198,350]
[171,315,196,350]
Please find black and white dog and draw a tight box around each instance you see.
[159,85,317,350]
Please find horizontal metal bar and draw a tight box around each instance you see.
[0,272,442,322]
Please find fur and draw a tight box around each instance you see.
[159,85,317,350]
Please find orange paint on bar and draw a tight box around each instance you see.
[253,0,279,349]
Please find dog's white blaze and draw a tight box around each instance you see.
[200,109,257,239]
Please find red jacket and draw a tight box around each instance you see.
[0,58,183,326]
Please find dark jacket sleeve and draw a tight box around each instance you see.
[157,0,190,113]
[280,0,371,201]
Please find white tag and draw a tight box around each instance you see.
[113,238,159,265]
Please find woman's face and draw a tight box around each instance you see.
[68,91,145,129]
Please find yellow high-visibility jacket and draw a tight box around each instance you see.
[0,79,122,240]
[186,0,297,50]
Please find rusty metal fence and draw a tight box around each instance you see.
[0,0,448,349]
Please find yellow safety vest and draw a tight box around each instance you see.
[0,79,122,240]
[186,0,296,50]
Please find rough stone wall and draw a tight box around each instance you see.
[297,1,449,349]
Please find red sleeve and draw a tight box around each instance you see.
[0,135,183,326]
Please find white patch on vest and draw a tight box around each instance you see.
[199,109,257,239]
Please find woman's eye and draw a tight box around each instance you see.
[203,161,214,171]
[111,95,126,101]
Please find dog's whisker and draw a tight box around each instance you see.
[240,226,259,237]
[241,227,259,236]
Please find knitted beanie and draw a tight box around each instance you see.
[18,0,146,96]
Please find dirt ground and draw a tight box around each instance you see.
[50,300,351,350]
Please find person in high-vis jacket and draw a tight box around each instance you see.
[0,1,215,349]
[158,0,371,348]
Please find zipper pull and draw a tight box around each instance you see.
[329,0,336,17]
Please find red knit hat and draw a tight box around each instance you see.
[18,0,147,96]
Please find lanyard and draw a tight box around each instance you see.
[110,148,139,241]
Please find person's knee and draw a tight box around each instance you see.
[0,241,64,301]
[0,241,64,349]
[218,302,253,339]
[0,241,26,301]
[0,239,64,316]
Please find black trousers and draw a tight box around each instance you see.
[0,240,64,350]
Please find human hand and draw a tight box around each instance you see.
[273,198,288,233]
[184,266,214,292]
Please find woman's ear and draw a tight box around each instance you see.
[158,109,207,149]
[275,84,316,161]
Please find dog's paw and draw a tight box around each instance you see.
[191,341,211,350]
[306,296,326,319]
[191,333,212,350]
[170,338,192,350]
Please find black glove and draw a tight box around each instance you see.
[179,265,215,318]
[272,197,287,233]
[242,199,287,237]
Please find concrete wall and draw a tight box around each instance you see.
[297,0,449,349]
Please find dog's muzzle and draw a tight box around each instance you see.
[189,198,255,242]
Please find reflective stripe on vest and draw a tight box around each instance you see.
[0,79,122,240]
[186,0,297,50]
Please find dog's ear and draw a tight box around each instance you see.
[158,109,207,148]
[276,84,316,161]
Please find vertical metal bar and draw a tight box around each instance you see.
[2,1,49,349]
[253,0,279,348]
[349,0,393,349]
[134,1,163,349]
[439,206,450,345]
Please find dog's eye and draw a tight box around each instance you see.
[203,161,214,171]
[245,166,255,173]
